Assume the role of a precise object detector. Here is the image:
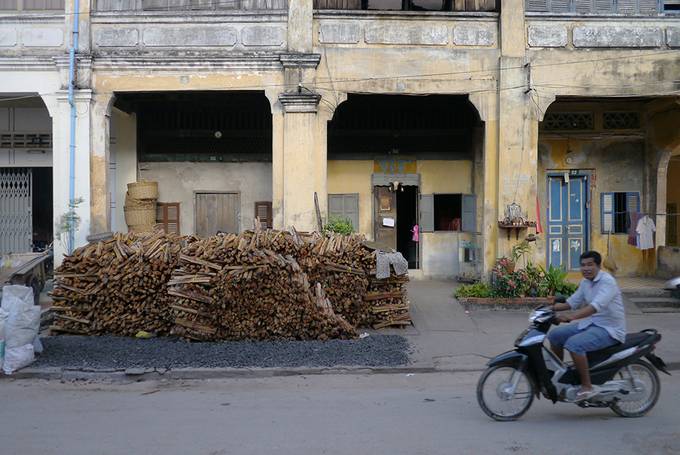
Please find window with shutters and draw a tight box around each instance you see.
[601,192,639,234]
[328,194,359,231]
[254,201,273,229]
[420,193,476,233]
[156,202,180,234]
[0,0,64,10]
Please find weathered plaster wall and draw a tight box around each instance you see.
[138,162,272,235]
[419,160,474,278]
[657,245,680,278]
[327,160,373,238]
[538,138,646,276]
[110,108,137,233]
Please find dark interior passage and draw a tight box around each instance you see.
[32,167,52,250]
[396,186,418,269]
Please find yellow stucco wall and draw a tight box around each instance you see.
[538,136,646,276]
[327,160,374,239]
[418,161,473,194]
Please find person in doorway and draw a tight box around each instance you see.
[547,250,626,402]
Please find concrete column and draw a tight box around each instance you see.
[90,93,114,235]
[469,92,499,274]
[495,0,536,261]
[287,0,313,53]
[267,90,285,230]
[277,92,323,231]
[45,90,93,264]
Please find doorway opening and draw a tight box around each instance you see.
[396,186,419,268]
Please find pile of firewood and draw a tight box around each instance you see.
[50,228,411,340]
[168,233,356,340]
[49,231,189,336]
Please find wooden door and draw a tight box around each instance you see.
[547,175,588,271]
[195,192,239,237]
[373,186,397,250]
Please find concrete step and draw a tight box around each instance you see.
[630,297,680,305]
[637,307,680,314]
[622,288,673,298]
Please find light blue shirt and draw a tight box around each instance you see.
[567,270,626,343]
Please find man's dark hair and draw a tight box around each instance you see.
[580,250,602,266]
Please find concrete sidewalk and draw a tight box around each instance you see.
[399,279,680,372]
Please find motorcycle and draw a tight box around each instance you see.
[476,304,671,421]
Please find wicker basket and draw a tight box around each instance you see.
[127,181,158,200]
[124,205,156,226]
[124,192,155,209]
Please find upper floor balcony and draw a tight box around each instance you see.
[526,0,679,16]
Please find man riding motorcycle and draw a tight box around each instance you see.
[547,250,626,402]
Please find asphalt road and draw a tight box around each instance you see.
[1,371,679,455]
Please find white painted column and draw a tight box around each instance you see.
[46,90,93,264]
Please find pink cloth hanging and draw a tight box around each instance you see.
[411,225,419,242]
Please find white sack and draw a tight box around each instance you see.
[5,303,40,349]
[2,343,35,374]
[0,308,6,370]
[1,285,34,313]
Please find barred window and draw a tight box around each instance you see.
[542,112,594,131]
[603,112,641,130]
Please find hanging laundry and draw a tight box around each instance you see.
[628,212,643,247]
[635,215,656,250]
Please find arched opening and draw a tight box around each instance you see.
[0,94,53,255]
[112,91,273,236]
[326,94,483,278]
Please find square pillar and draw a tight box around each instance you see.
[277,91,324,231]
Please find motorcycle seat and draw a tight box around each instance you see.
[587,332,651,365]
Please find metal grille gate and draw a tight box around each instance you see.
[0,168,33,255]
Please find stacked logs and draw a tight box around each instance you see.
[49,231,189,336]
[168,234,355,340]
[50,229,411,340]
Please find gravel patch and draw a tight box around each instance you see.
[32,335,410,370]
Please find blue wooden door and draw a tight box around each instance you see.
[547,175,588,270]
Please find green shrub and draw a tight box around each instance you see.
[454,282,492,298]
[539,265,577,297]
[323,217,354,235]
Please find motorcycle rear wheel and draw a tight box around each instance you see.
[610,359,660,418]
[477,365,535,421]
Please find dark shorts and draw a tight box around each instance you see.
[547,324,618,356]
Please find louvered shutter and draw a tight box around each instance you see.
[574,0,593,13]
[420,194,434,233]
[594,0,615,13]
[549,0,571,12]
[638,0,660,14]
[601,192,614,234]
[617,0,639,14]
[328,194,358,230]
[526,0,549,11]
[461,194,477,233]
[625,192,640,231]
[254,201,273,229]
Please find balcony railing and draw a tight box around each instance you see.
[95,0,287,12]
[526,0,679,15]
[314,0,498,12]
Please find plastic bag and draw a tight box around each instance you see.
[5,304,40,349]
[3,343,35,375]
[1,285,34,313]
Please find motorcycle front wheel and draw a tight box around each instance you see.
[476,365,535,421]
[610,359,660,418]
